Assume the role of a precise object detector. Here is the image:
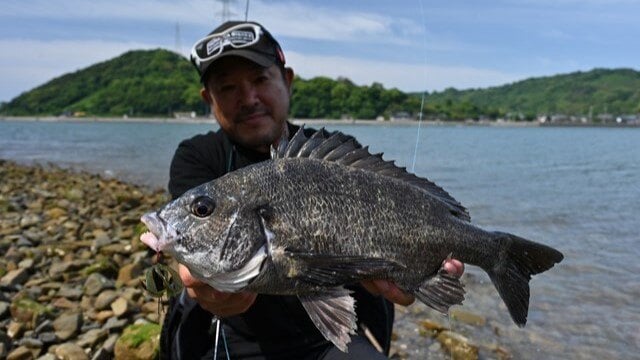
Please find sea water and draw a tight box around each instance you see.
[1,119,638,358]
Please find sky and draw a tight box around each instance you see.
[2,0,640,102]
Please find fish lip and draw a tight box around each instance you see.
[140,212,177,252]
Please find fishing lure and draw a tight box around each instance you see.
[141,252,183,299]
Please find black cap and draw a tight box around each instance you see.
[190,21,286,82]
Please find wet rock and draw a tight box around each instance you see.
[114,323,161,360]
[53,342,88,360]
[436,330,479,360]
[52,311,83,341]
[450,309,487,327]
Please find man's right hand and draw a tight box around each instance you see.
[179,264,257,317]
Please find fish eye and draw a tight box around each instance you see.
[191,196,215,218]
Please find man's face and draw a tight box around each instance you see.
[201,57,294,153]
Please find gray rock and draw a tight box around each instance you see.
[0,268,29,287]
[90,348,111,360]
[17,337,43,349]
[76,328,108,349]
[17,258,35,270]
[34,319,53,334]
[52,312,83,341]
[37,332,57,345]
[0,343,5,360]
[15,237,34,247]
[83,273,113,296]
[19,214,42,228]
[22,230,44,244]
[55,285,83,300]
[102,317,127,332]
[101,334,119,352]
[0,301,9,319]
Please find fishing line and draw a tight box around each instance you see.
[414,2,454,360]
[410,0,429,173]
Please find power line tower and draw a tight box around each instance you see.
[216,0,236,22]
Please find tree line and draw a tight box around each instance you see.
[2,49,639,120]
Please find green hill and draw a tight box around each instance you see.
[1,49,203,117]
[1,48,639,120]
[423,68,640,120]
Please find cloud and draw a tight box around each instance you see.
[0,39,159,102]
[286,51,524,92]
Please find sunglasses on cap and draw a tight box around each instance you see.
[191,23,267,68]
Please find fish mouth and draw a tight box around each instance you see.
[140,212,177,252]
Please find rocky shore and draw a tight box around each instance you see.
[1,160,514,359]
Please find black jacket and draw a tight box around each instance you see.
[161,123,394,359]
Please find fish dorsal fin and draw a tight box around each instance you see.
[272,126,470,221]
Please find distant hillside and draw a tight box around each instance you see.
[423,68,640,120]
[2,48,639,120]
[1,49,203,117]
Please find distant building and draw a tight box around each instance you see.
[174,111,196,119]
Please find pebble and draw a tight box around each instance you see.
[53,342,88,360]
[83,273,113,296]
[52,312,82,341]
[0,268,30,287]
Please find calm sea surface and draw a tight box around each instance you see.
[1,120,639,358]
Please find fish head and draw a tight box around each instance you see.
[139,181,269,292]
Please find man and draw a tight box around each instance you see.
[162,20,463,359]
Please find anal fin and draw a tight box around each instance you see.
[299,287,357,353]
[414,268,465,314]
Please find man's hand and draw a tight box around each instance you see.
[179,264,257,317]
[361,258,465,306]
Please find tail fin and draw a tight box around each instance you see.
[487,232,564,326]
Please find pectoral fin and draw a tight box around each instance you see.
[283,250,406,286]
[414,268,465,314]
[299,287,357,353]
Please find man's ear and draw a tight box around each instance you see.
[200,87,213,104]
[284,67,294,94]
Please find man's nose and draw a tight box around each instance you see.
[238,83,259,106]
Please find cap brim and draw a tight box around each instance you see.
[200,50,276,81]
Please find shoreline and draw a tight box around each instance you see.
[3,115,637,127]
[0,116,640,128]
